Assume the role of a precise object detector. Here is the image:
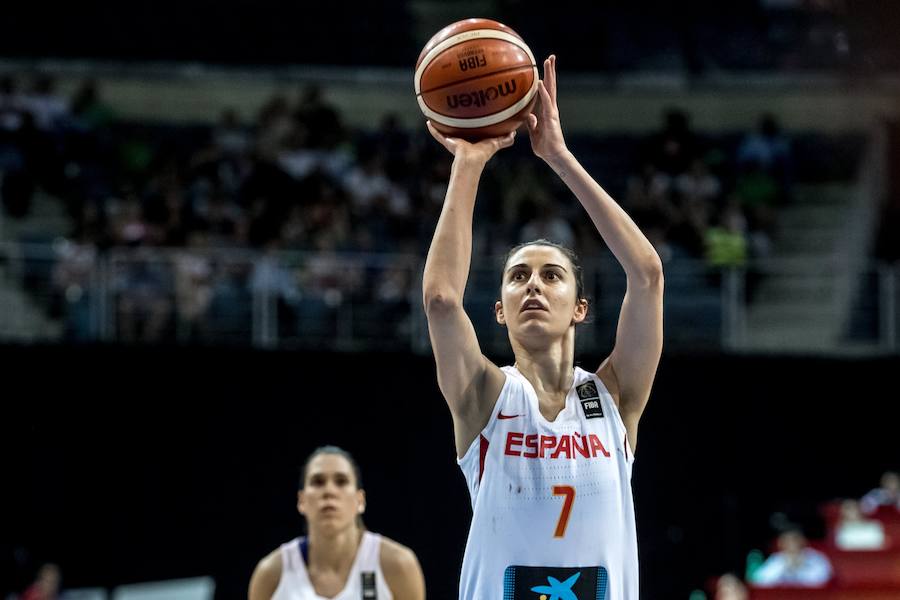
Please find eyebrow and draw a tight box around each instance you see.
[506,263,569,273]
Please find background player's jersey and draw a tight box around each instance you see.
[272,531,393,600]
[457,366,638,600]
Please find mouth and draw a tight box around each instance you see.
[520,299,548,313]
[320,505,339,515]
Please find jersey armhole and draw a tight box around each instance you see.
[590,371,636,461]
[457,371,515,467]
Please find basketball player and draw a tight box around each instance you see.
[423,55,663,599]
[248,446,425,600]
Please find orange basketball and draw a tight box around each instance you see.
[414,18,538,141]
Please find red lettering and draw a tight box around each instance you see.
[523,434,539,458]
[551,434,572,459]
[573,432,590,458]
[589,434,610,458]
[539,435,555,458]
[505,432,523,456]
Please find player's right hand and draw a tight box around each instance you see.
[427,120,516,165]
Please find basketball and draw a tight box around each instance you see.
[414,18,539,141]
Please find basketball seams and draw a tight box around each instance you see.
[413,28,537,95]
[416,64,535,99]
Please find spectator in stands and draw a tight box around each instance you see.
[704,199,749,268]
[116,248,174,343]
[861,470,900,514]
[21,563,60,600]
[52,233,99,342]
[644,108,700,176]
[734,159,778,253]
[751,527,832,587]
[0,75,24,133]
[69,79,115,132]
[624,162,675,230]
[173,230,214,342]
[21,75,68,133]
[835,499,885,550]
[675,158,721,207]
[294,84,343,151]
[737,114,792,202]
[714,573,748,600]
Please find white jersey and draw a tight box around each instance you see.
[457,366,638,600]
[272,531,393,600]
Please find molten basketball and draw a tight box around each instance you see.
[414,18,538,141]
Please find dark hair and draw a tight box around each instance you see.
[501,239,586,303]
[299,446,363,490]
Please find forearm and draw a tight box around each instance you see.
[547,150,662,282]
[423,156,486,304]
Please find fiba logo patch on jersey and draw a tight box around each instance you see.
[576,381,604,419]
[503,565,609,599]
[361,572,377,598]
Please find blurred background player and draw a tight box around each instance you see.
[248,446,425,600]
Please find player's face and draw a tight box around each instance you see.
[496,245,586,338]
[298,454,365,533]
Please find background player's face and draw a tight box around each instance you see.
[496,245,587,338]
[298,454,365,533]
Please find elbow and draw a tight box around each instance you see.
[423,289,462,316]
[631,253,664,289]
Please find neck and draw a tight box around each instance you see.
[511,328,576,396]
[307,524,362,569]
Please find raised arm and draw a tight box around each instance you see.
[422,122,513,457]
[527,56,663,450]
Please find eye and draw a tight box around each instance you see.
[512,271,527,281]
[544,270,560,281]
[310,475,325,487]
[334,475,350,487]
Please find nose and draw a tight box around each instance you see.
[526,272,543,295]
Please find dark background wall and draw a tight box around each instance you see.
[2,345,899,598]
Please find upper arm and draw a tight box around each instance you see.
[380,538,426,600]
[248,549,282,600]
[425,296,506,454]
[601,267,664,448]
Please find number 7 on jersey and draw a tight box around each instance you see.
[552,485,575,538]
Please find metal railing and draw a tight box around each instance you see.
[0,242,897,355]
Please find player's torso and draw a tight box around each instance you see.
[273,533,392,600]
[458,366,638,600]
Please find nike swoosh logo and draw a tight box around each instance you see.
[498,412,522,420]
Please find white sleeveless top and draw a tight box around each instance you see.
[457,366,638,600]
[272,531,393,600]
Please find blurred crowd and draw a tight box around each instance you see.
[706,470,900,599]
[0,73,794,344]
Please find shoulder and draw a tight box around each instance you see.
[379,536,421,576]
[248,547,283,600]
[378,536,425,598]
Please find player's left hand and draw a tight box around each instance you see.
[527,55,568,163]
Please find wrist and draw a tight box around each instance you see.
[452,150,489,171]
[543,147,573,171]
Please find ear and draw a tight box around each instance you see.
[297,490,307,517]
[357,489,367,514]
[572,298,588,325]
[495,300,506,325]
